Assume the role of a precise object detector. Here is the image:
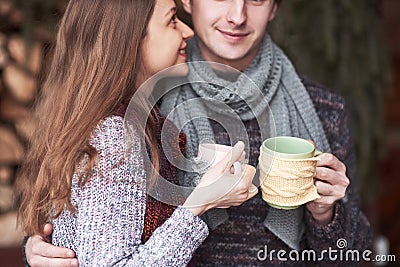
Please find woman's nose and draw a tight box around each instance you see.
[178,20,194,40]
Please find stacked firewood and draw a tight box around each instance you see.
[0,0,47,247]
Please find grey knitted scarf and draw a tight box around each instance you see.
[159,34,331,250]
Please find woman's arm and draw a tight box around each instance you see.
[52,116,208,266]
[26,116,257,266]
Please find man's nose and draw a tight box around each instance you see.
[226,0,247,26]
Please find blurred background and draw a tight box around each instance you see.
[0,0,399,266]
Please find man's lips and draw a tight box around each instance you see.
[218,29,249,40]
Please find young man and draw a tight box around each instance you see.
[24,0,371,266]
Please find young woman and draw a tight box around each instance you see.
[16,0,257,266]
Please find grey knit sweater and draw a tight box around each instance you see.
[51,115,209,266]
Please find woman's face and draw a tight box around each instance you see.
[140,0,194,81]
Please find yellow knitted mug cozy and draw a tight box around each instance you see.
[258,136,321,209]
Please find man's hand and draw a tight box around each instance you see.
[26,224,79,267]
[306,153,350,225]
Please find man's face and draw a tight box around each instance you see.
[181,0,277,70]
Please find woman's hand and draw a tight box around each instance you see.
[184,141,258,216]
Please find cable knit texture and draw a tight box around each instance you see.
[51,115,209,266]
[258,152,321,207]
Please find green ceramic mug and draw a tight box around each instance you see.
[260,136,321,209]
[262,136,322,159]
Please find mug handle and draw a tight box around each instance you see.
[314,149,323,157]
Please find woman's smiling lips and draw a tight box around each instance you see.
[179,45,188,58]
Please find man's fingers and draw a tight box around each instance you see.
[316,153,346,172]
[315,166,340,184]
[43,223,53,236]
[315,166,349,187]
[30,257,78,267]
[42,224,54,242]
[32,238,75,258]
[315,180,346,199]
[315,180,335,196]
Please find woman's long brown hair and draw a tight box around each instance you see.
[16,0,160,236]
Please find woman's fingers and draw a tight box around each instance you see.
[214,141,245,173]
